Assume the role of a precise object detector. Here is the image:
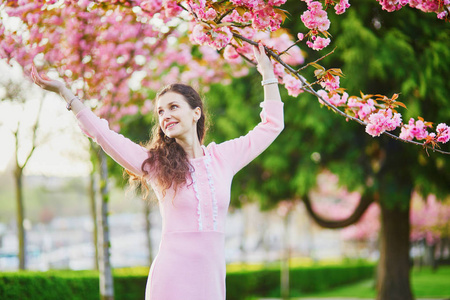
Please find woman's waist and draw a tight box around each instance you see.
[158,230,225,260]
[161,230,225,237]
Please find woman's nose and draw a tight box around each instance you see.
[162,110,171,119]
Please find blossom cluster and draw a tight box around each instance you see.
[399,118,431,141]
[411,193,450,245]
[400,119,450,143]
[297,0,351,51]
[299,1,332,51]
[316,87,449,144]
[192,24,233,50]
[365,109,402,137]
[376,0,450,20]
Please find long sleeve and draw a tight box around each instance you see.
[215,100,284,175]
[76,107,150,177]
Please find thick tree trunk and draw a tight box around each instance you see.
[377,201,413,300]
[97,149,114,300]
[89,172,99,271]
[14,167,26,270]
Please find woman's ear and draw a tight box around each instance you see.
[194,107,201,121]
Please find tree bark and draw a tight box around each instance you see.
[376,201,413,300]
[89,172,99,271]
[302,192,373,229]
[97,149,114,300]
[280,211,291,300]
[144,202,153,266]
[14,167,26,270]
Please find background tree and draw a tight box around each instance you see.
[0,69,47,270]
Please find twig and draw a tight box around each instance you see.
[217,8,235,23]
[238,52,257,65]
[297,47,336,72]
[278,39,302,56]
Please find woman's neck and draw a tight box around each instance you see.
[176,136,203,159]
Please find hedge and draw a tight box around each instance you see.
[226,263,376,299]
[0,263,375,300]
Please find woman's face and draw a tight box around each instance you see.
[156,92,201,140]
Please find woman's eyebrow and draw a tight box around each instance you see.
[157,101,178,110]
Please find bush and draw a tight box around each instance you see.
[0,263,375,300]
[0,269,147,300]
[225,262,376,300]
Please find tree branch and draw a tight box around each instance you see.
[302,192,374,229]
[232,32,450,155]
[21,97,44,168]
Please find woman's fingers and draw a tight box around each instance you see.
[30,65,61,92]
[41,73,51,81]
[258,43,265,57]
[31,65,45,86]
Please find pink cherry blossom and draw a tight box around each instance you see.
[335,0,351,14]
[365,109,402,137]
[317,90,348,107]
[411,193,450,245]
[306,36,331,51]
[435,123,450,143]
[282,73,304,97]
[320,74,340,91]
[163,0,183,18]
[347,98,376,121]
[223,45,240,60]
[192,23,212,45]
[399,118,430,140]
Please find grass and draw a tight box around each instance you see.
[226,257,369,273]
[297,266,450,299]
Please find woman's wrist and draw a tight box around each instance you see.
[261,71,276,80]
[59,86,74,102]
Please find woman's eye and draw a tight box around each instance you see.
[158,110,163,116]
[171,105,178,109]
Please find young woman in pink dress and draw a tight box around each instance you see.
[31,43,284,300]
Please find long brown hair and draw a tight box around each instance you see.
[137,83,207,198]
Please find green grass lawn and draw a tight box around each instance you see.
[299,266,450,299]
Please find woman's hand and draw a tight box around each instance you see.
[253,43,275,79]
[30,65,66,94]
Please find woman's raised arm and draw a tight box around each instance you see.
[30,66,150,177]
[214,44,284,175]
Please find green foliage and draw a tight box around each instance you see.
[0,269,147,300]
[0,270,99,300]
[0,263,375,300]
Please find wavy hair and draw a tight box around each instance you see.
[131,83,207,199]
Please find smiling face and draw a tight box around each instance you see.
[157,92,201,141]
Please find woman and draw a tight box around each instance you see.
[31,43,284,300]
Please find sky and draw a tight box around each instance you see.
[0,61,92,177]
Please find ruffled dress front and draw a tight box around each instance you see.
[76,100,284,300]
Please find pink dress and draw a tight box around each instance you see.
[76,100,284,300]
